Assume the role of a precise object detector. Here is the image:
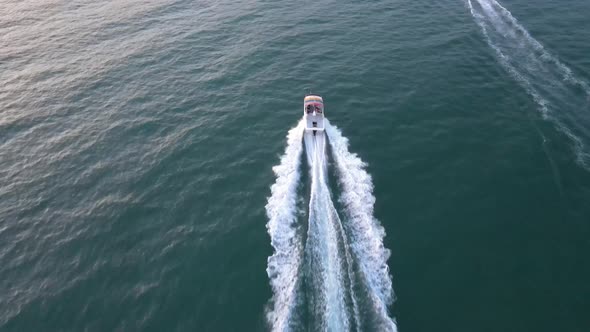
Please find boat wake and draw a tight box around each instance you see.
[266,119,397,331]
[326,119,396,330]
[468,0,590,168]
[265,119,305,332]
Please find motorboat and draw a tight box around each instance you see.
[303,95,325,136]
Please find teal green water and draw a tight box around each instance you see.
[1,0,590,331]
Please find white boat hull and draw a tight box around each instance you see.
[303,95,325,134]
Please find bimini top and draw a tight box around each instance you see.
[304,95,324,115]
[304,95,323,104]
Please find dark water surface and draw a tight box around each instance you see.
[1,0,590,331]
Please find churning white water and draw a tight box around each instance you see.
[265,119,305,332]
[266,118,396,331]
[326,120,397,331]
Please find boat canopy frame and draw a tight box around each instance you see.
[303,95,324,114]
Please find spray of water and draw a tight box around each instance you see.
[304,132,351,330]
[267,118,396,331]
[265,119,305,331]
[325,120,398,331]
[468,0,590,168]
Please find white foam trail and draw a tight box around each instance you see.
[325,120,398,331]
[479,0,590,94]
[468,0,590,168]
[304,131,351,331]
[269,119,396,330]
[266,119,305,331]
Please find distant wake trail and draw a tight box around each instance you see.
[266,117,397,331]
[468,0,590,168]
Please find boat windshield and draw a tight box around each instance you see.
[306,104,323,113]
